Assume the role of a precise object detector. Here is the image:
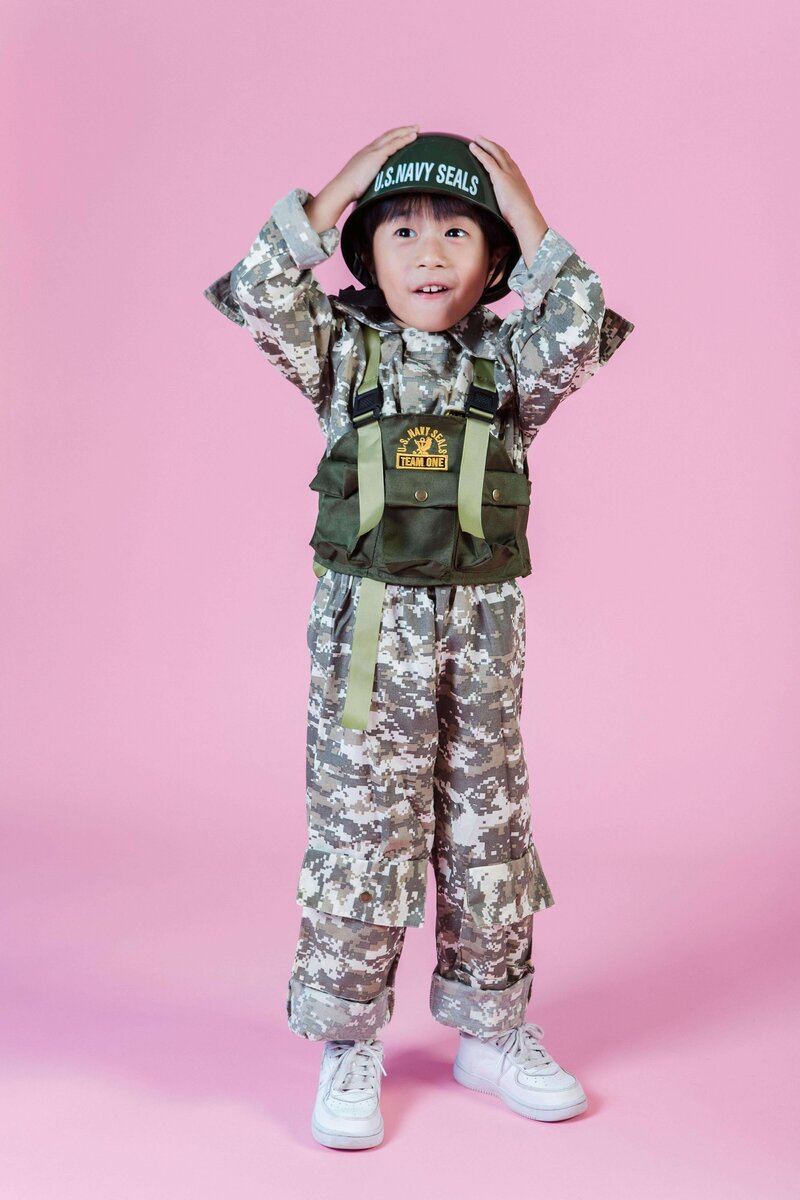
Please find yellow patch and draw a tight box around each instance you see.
[396,425,449,471]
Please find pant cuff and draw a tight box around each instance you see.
[429,968,534,1038]
[286,976,395,1041]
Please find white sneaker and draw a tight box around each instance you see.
[311,1038,387,1149]
[453,1022,588,1122]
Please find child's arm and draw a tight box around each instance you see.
[204,126,421,427]
[203,187,343,425]
[504,230,634,447]
[468,136,634,448]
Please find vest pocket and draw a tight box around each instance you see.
[451,468,530,575]
[310,494,378,569]
[380,505,458,578]
[452,505,523,573]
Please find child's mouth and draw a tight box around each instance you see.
[414,286,451,299]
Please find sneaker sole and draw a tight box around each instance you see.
[452,1061,588,1122]
[311,1116,385,1150]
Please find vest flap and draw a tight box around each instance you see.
[383,468,530,508]
[308,458,359,498]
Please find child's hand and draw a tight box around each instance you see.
[468,135,549,265]
[304,126,420,235]
[468,136,545,233]
[334,126,421,204]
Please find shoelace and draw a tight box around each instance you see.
[328,1039,387,1093]
[494,1022,554,1075]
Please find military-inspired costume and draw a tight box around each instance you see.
[204,142,634,1042]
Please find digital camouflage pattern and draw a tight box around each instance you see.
[204,187,635,467]
[204,185,634,1040]
[288,571,550,1039]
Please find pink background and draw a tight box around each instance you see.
[2,0,798,1195]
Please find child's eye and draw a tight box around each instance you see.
[391,227,468,238]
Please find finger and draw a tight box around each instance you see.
[377,125,420,145]
[473,134,508,157]
[469,138,504,170]
[472,134,511,167]
[372,132,418,156]
[468,140,502,172]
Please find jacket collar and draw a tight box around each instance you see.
[333,285,501,359]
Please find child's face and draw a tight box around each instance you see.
[368,200,503,332]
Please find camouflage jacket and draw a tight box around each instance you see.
[204,187,634,475]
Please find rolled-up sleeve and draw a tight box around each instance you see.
[270,187,340,269]
[202,188,342,419]
[503,228,634,447]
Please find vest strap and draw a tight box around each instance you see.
[457,360,498,538]
[359,325,381,395]
[340,327,387,729]
[341,576,386,730]
[354,421,382,534]
[458,417,492,537]
[353,326,385,536]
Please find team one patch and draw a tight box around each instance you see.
[396,426,449,470]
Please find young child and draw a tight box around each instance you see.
[205,126,634,1150]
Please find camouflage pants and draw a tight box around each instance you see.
[286,570,555,1041]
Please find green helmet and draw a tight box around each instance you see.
[340,131,521,305]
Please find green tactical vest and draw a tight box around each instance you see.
[308,324,532,731]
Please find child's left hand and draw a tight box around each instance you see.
[468,136,544,234]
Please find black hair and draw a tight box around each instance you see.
[352,191,515,292]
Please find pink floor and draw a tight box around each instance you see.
[2,822,797,1199]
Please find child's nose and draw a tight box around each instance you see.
[416,234,448,266]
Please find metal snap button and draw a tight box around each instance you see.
[492,488,502,502]
[359,890,372,902]
[414,489,428,502]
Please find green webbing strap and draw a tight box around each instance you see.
[471,356,496,393]
[353,325,385,536]
[312,559,328,578]
[339,327,387,728]
[360,324,381,394]
[355,422,384,534]
[341,576,386,730]
[457,357,496,538]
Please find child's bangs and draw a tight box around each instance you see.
[372,192,480,226]
[352,190,515,287]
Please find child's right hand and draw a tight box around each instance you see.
[333,126,420,204]
[304,127,420,235]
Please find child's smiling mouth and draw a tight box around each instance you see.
[414,284,451,298]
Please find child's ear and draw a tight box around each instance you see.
[361,245,376,280]
[486,245,509,287]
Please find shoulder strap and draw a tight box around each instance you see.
[458,355,498,538]
[351,324,383,425]
[463,355,498,419]
[351,323,385,537]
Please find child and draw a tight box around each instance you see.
[204,126,634,1149]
